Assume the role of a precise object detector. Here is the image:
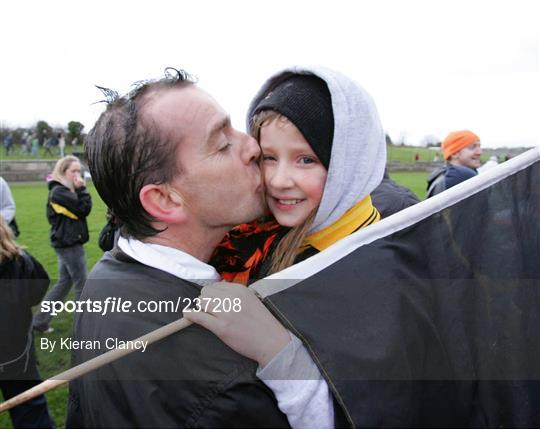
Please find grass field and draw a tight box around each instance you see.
[387,145,440,163]
[389,171,427,199]
[0,172,427,428]
[386,145,490,164]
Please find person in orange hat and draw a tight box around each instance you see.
[426,130,482,197]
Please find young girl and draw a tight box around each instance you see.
[187,66,386,428]
[211,69,385,283]
[33,155,92,333]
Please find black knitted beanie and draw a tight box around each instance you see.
[253,74,334,169]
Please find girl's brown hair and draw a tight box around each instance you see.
[0,216,22,263]
[251,110,320,275]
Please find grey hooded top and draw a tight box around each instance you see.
[247,65,387,233]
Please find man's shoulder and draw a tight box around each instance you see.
[446,164,477,176]
[78,257,196,347]
[445,165,477,188]
[72,251,288,427]
[372,177,419,217]
[426,166,447,198]
[87,250,195,287]
[75,252,262,388]
[71,291,284,425]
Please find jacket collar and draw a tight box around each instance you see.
[118,236,220,287]
[303,195,380,252]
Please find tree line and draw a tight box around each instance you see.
[1,120,85,147]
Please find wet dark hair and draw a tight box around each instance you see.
[85,68,197,240]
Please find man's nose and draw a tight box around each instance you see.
[240,134,261,165]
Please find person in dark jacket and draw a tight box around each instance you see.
[0,216,56,428]
[371,168,419,217]
[426,130,482,197]
[66,69,290,428]
[33,155,92,333]
[97,208,120,252]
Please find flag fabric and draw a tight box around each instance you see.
[252,148,540,427]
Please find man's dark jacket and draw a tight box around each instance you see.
[426,165,477,198]
[66,249,289,428]
[47,180,92,248]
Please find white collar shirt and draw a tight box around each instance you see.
[118,236,220,287]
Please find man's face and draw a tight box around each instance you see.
[451,141,482,169]
[146,85,265,231]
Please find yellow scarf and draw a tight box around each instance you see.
[303,195,380,252]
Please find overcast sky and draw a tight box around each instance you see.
[1,0,538,148]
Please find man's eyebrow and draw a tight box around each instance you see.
[207,115,231,145]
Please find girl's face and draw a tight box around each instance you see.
[260,118,327,227]
[64,161,82,185]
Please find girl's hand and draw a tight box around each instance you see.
[73,175,85,188]
[183,282,290,367]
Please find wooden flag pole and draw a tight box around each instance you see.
[0,318,192,414]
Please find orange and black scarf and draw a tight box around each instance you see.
[210,196,380,285]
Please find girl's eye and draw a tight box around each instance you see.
[300,156,315,164]
[219,143,231,152]
[262,155,276,162]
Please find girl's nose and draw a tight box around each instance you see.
[267,163,294,190]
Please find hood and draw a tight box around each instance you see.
[48,179,64,191]
[426,166,447,188]
[247,66,386,233]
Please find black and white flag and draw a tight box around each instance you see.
[253,148,540,427]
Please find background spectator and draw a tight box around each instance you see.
[3,134,14,156]
[0,216,56,429]
[33,156,92,333]
[426,130,482,197]
[58,132,66,157]
[31,134,39,156]
[0,176,19,237]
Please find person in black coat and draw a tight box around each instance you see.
[66,70,289,428]
[0,217,55,428]
[33,156,92,333]
[371,168,419,217]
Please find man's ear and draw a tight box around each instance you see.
[139,184,187,224]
